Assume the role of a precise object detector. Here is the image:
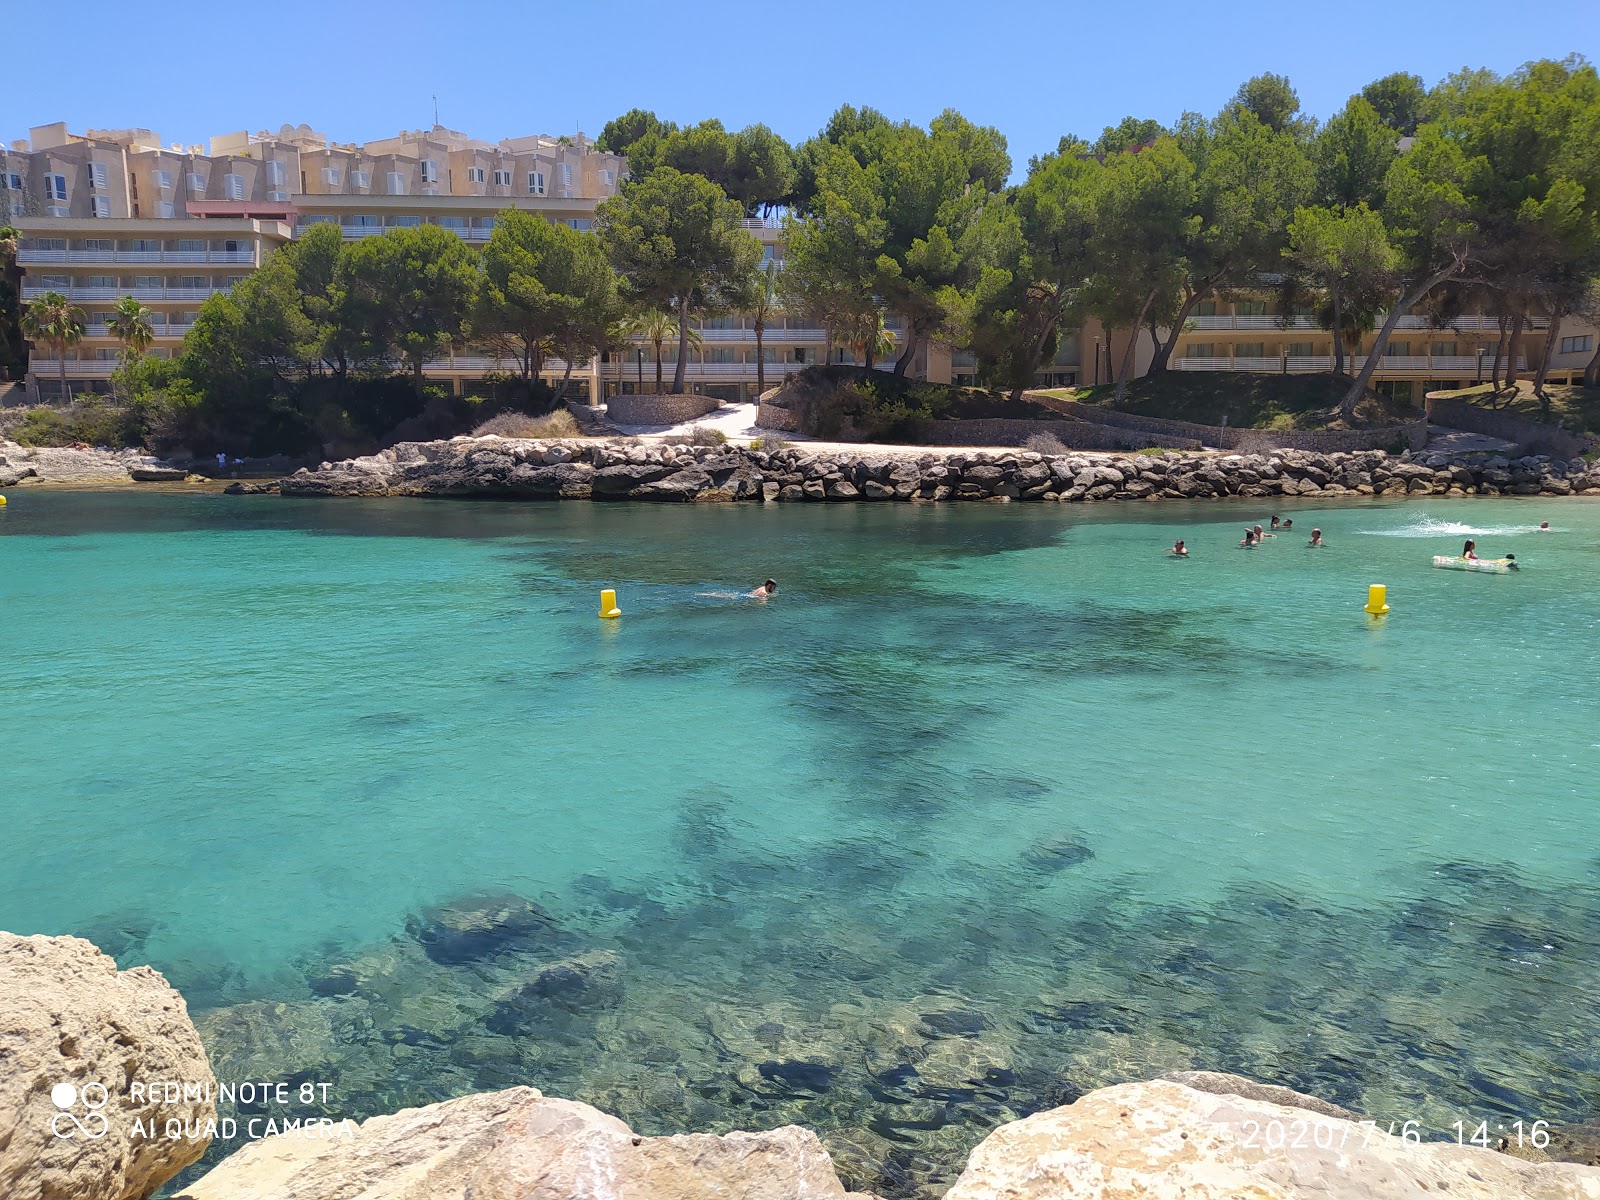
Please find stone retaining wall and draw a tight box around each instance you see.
[923,418,1202,451]
[604,393,719,425]
[1026,394,1428,452]
[756,402,800,431]
[1425,396,1594,458]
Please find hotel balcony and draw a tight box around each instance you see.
[690,327,832,343]
[1174,355,1526,375]
[22,284,231,302]
[1185,314,1548,333]
[17,248,258,265]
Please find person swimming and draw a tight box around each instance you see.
[749,579,778,599]
[1538,521,1551,531]
[1505,553,1519,570]
[1308,528,1324,547]
[1269,515,1280,529]
[1254,523,1274,539]
[1240,528,1257,547]
[1281,518,1293,531]
[1462,539,1478,560]
[1171,539,1188,557]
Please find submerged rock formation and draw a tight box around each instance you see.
[0,932,215,1200]
[173,1086,876,1200]
[238,436,1600,504]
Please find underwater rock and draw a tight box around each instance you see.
[405,891,573,965]
[1020,840,1095,871]
[759,1060,836,1093]
[486,950,624,1034]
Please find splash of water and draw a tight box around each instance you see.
[1358,516,1554,539]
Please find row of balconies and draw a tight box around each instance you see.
[1186,314,1550,331]
[1174,355,1528,374]
[17,248,257,265]
[22,284,231,301]
[27,356,820,379]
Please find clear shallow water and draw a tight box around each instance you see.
[4,491,1600,1195]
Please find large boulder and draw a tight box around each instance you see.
[174,1086,875,1200]
[945,1075,1600,1199]
[0,932,216,1200]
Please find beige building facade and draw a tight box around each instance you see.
[6,119,1594,405]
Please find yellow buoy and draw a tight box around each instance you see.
[0,495,7,506]
[598,588,621,619]
[1364,584,1389,615]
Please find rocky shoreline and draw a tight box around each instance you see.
[236,437,1600,503]
[6,930,1600,1200]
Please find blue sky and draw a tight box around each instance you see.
[9,0,1596,175]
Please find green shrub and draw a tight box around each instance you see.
[1025,432,1068,455]
[756,434,792,451]
[686,424,728,446]
[472,409,581,439]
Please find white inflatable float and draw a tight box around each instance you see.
[1432,555,1516,574]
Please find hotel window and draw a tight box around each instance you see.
[321,167,341,186]
[87,275,116,288]
[187,172,206,192]
[267,191,289,202]
[708,348,736,364]
[1386,341,1411,357]
[1233,343,1264,357]
[492,169,511,186]
[528,171,545,195]
[1186,343,1215,357]
[223,174,244,200]
[559,163,573,186]
[390,215,420,227]
[1431,341,1457,357]
[177,276,206,289]
[419,160,438,184]
[600,169,615,184]
[386,172,406,194]
[467,166,485,183]
[154,169,172,190]
[91,195,111,218]
[1285,342,1315,356]
[1,172,21,190]
[1561,335,1593,354]
[351,170,370,189]
[84,238,112,251]
[1194,300,1217,317]
[266,161,286,186]
[132,275,160,289]
[175,239,204,251]
[92,311,116,325]
[46,174,68,200]
[90,162,108,190]
[39,274,69,288]
[157,200,175,218]
[1235,300,1266,317]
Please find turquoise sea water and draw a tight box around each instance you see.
[4,491,1599,1194]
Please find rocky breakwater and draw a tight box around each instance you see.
[250,435,1600,504]
[0,931,216,1200]
[0,440,192,485]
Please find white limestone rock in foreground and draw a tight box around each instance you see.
[945,1076,1600,1199]
[174,1085,878,1200]
[0,931,216,1200]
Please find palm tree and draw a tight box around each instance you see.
[625,307,700,392]
[106,295,156,365]
[0,225,24,379]
[750,261,780,398]
[851,312,896,369]
[21,291,86,402]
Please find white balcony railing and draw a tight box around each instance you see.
[1172,353,1527,376]
[1187,315,1319,331]
[23,284,230,302]
[28,359,122,377]
[1388,314,1547,331]
[689,327,833,343]
[18,247,257,265]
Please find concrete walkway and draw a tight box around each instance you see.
[1425,425,1518,454]
[606,401,811,442]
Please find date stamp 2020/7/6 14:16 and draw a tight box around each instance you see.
[1239,1117,1552,1152]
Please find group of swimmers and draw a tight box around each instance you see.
[1170,515,1321,557]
